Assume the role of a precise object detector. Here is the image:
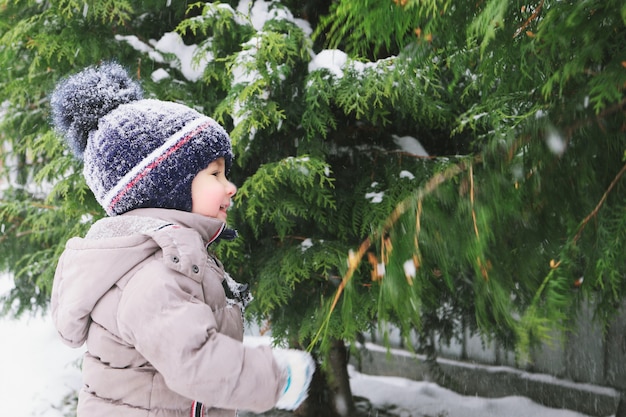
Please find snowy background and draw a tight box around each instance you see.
[0,275,609,417]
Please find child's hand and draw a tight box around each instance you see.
[271,348,315,410]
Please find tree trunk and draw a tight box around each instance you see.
[419,327,461,393]
[328,338,357,416]
[422,330,444,383]
[616,391,626,417]
[296,338,356,417]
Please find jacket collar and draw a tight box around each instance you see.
[122,208,227,245]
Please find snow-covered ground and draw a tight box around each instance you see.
[349,371,600,417]
[0,277,609,417]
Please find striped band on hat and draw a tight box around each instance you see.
[102,116,214,214]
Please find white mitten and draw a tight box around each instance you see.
[272,348,315,410]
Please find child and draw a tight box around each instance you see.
[50,62,314,417]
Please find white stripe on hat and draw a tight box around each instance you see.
[101,115,213,212]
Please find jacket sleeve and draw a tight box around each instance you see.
[116,260,284,413]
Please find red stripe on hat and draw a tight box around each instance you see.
[108,120,212,213]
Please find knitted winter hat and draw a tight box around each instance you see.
[50,61,234,216]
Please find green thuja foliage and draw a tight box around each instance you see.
[317,0,626,361]
[236,156,335,238]
[1,1,624,411]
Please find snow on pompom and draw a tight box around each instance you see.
[50,61,143,158]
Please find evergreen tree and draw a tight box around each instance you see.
[0,0,624,416]
[316,0,626,347]
[312,0,626,410]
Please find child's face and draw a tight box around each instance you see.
[191,157,237,221]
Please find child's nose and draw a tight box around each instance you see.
[227,181,237,196]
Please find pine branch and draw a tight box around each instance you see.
[470,163,479,239]
[512,0,544,39]
[309,154,481,350]
[573,162,626,243]
[517,160,626,353]
[382,156,481,231]
[0,224,18,245]
[564,97,626,139]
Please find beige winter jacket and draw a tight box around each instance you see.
[51,208,284,417]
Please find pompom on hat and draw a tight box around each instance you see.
[51,61,234,216]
